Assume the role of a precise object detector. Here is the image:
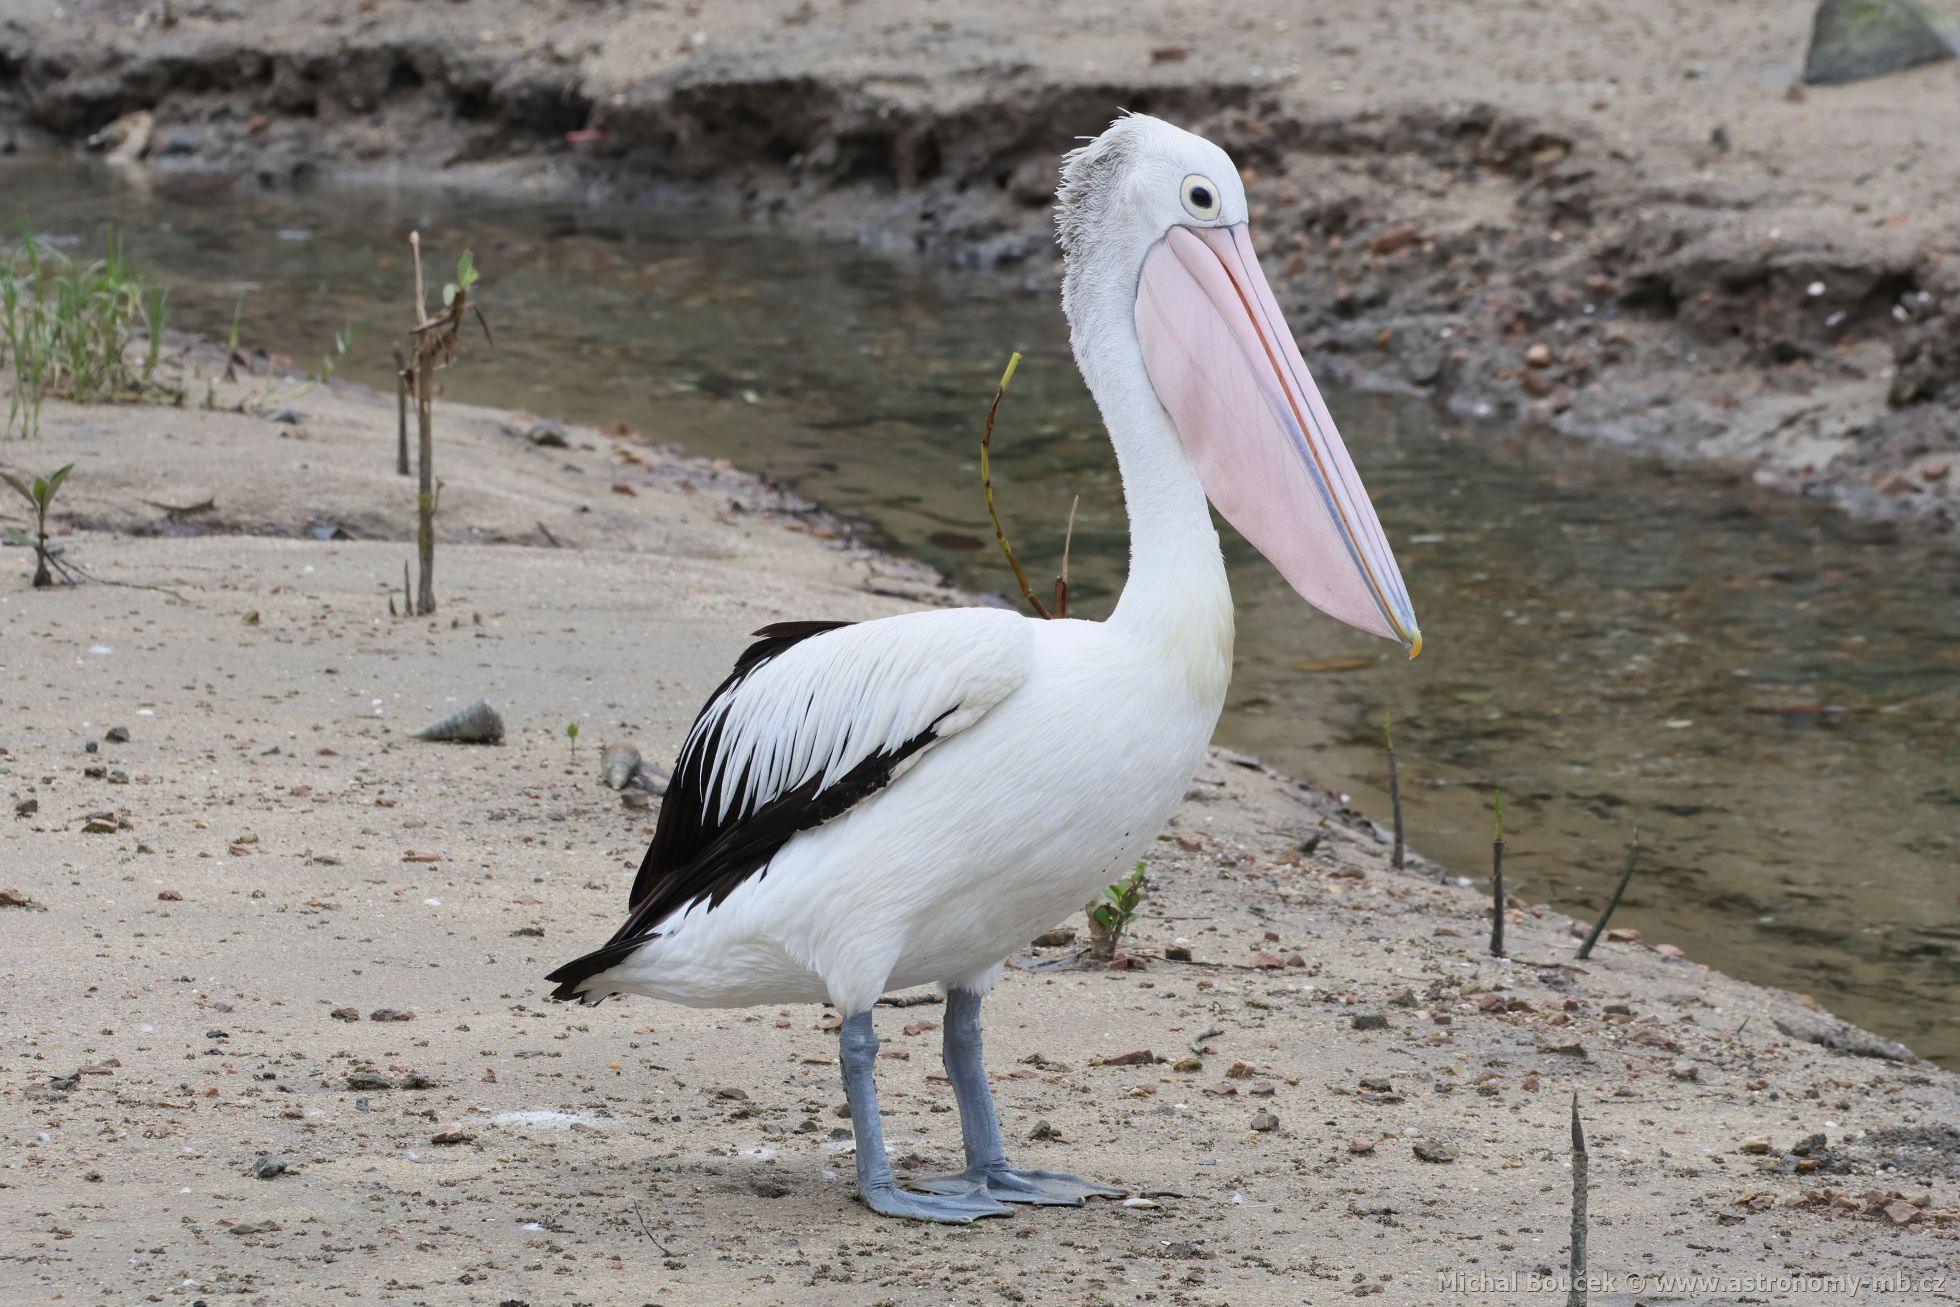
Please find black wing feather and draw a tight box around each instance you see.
[547,619,960,1003]
[545,714,944,1001]
[628,620,853,909]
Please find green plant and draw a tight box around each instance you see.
[0,225,169,438]
[1,462,74,587]
[565,720,580,763]
[444,250,480,307]
[1085,861,1148,961]
[236,314,359,415]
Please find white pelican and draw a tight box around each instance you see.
[549,113,1421,1222]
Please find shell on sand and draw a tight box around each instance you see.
[600,741,643,790]
[416,700,505,745]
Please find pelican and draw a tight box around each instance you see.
[548,113,1420,1223]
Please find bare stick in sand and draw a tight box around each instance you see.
[1576,828,1641,961]
[1489,788,1505,958]
[1568,1090,1588,1306]
[1384,711,1405,872]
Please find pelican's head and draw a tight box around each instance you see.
[1058,113,1421,657]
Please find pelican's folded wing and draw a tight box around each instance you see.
[547,608,1031,999]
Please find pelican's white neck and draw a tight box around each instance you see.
[1066,258,1234,693]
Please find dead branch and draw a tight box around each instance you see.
[1575,828,1640,961]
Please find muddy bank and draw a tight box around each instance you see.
[3,0,1958,535]
[3,356,1957,1301]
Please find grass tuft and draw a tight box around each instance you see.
[1,223,170,438]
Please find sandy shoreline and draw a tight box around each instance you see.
[2,356,1956,1301]
[3,0,1959,539]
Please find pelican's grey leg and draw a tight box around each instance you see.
[911,987,1127,1205]
[839,1009,1013,1223]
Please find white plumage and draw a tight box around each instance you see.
[691,608,1028,825]
[549,113,1417,1222]
[560,601,1227,1014]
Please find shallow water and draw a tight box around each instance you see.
[7,159,1956,1064]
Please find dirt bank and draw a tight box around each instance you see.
[3,1,1958,537]
[3,356,1958,1303]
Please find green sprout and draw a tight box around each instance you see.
[1,462,75,587]
[442,250,479,308]
[566,720,580,763]
[1086,861,1148,961]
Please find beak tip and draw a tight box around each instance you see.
[1406,629,1423,661]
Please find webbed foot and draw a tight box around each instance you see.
[911,1165,1125,1206]
[858,1179,1015,1223]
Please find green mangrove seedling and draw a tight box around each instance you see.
[1,462,74,587]
[1086,861,1148,961]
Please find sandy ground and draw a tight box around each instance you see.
[3,372,1958,1304]
[2,0,1958,534]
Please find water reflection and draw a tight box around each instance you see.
[6,158,1955,1063]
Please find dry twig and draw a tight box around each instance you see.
[979,352,1051,619]
[1575,828,1640,961]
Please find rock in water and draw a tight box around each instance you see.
[1804,0,1958,84]
[600,741,642,790]
[415,700,504,745]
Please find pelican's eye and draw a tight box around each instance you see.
[1180,174,1221,221]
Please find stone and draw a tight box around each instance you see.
[1803,0,1958,85]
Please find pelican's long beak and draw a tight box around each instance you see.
[1134,223,1421,656]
